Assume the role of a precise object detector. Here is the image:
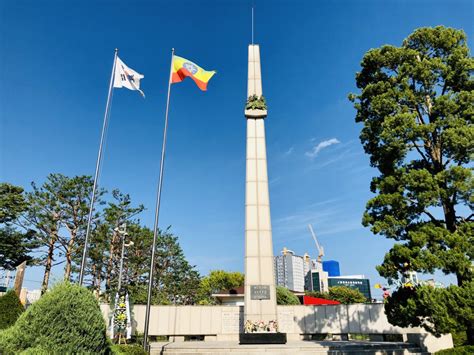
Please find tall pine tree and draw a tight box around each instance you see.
[350,26,473,343]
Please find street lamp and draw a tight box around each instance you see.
[114,223,134,291]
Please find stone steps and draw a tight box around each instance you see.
[150,340,427,355]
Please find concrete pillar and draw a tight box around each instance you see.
[244,44,278,326]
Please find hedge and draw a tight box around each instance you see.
[0,290,24,329]
[0,282,110,354]
[111,344,147,355]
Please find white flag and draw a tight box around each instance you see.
[113,56,145,97]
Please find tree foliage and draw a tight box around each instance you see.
[2,175,200,305]
[84,221,201,305]
[0,290,24,330]
[306,286,367,304]
[385,281,474,338]
[127,228,201,305]
[19,174,104,292]
[197,270,244,304]
[328,286,367,304]
[0,227,37,270]
[276,286,300,305]
[436,345,474,355]
[0,183,27,223]
[0,183,37,270]
[305,290,328,299]
[350,26,473,342]
[0,282,110,354]
[76,189,144,299]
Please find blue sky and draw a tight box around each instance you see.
[1,0,472,294]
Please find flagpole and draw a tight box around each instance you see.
[143,48,175,351]
[79,48,118,286]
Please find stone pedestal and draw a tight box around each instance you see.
[239,333,287,345]
[244,44,279,332]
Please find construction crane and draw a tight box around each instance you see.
[308,224,324,264]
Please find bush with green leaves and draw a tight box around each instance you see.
[306,286,367,304]
[0,290,24,329]
[0,282,110,354]
[111,344,147,355]
[385,282,474,338]
[436,345,474,355]
[276,286,300,305]
[18,345,50,355]
[305,291,330,299]
[328,286,367,304]
[245,95,267,110]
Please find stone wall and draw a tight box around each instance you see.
[101,303,453,352]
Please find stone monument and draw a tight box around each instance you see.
[242,44,286,344]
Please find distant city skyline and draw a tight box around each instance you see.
[1,0,472,293]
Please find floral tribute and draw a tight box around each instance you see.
[110,291,131,344]
[244,319,278,333]
[113,294,127,333]
[245,95,267,110]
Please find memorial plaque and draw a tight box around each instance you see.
[250,285,270,300]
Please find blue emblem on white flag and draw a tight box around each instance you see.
[183,62,198,75]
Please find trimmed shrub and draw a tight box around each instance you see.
[19,345,50,354]
[276,286,300,305]
[436,346,474,354]
[305,291,330,299]
[306,286,367,304]
[111,344,147,355]
[328,286,367,304]
[0,282,110,354]
[0,290,24,329]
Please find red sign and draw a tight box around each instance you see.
[303,296,341,305]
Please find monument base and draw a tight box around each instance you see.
[239,333,287,344]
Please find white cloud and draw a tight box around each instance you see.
[305,138,340,159]
[272,201,363,244]
[269,176,281,186]
[282,146,294,157]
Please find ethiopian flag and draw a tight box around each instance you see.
[171,55,216,91]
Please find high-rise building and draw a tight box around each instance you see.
[309,269,329,293]
[274,248,305,292]
[322,260,340,277]
[303,253,313,291]
[328,275,371,299]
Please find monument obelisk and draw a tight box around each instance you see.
[243,44,280,340]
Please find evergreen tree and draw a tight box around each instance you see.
[197,270,245,304]
[0,290,24,329]
[53,175,97,280]
[75,189,145,298]
[0,183,37,270]
[0,183,27,223]
[350,26,473,343]
[21,174,104,292]
[129,228,201,305]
